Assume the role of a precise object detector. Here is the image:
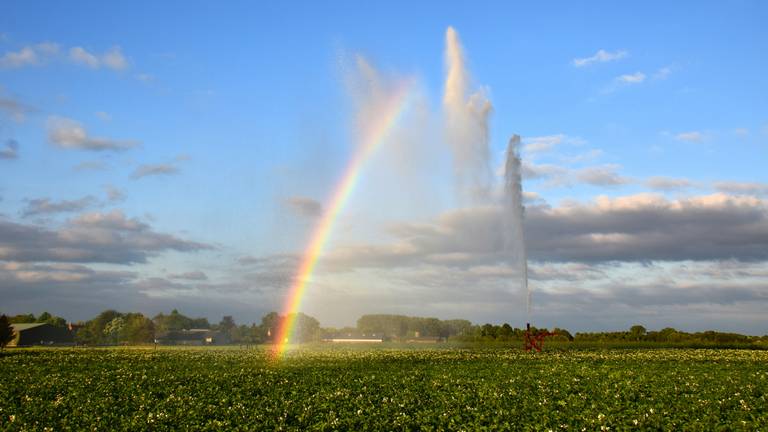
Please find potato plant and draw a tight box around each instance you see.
[1,347,766,430]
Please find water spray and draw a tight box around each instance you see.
[503,135,531,318]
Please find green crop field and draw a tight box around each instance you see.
[2,346,767,430]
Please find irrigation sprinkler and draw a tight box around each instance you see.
[523,323,558,352]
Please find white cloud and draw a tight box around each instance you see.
[561,149,604,164]
[95,111,112,122]
[47,116,138,151]
[714,181,768,197]
[1,42,130,71]
[105,185,125,202]
[101,46,128,70]
[284,196,323,218]
[675,131,705,142]
[520,134,592,162]
[22,196,97,217]
[168,271,208,281]
[523,162,630,187]
[617,72,646,84]
[0,42,59,68]
[136,73,154,83]
[573,49,628,67]
[0,262,135,284]
[322,192,768,269]
[521,162,569,183]
[0,139,19,160]
[645,176,693,191]
[69,47,100,68]
[575,165,632,186]
[734,128,749,138]
[0,209,212,264]
[130,154,190,180]
[1,47,38,67]
[73,161,107,171]
[522,135,565,154]
[131,164,179,179]
[0,92,36,122]
[654,66,672,80]
[69,46,128,70]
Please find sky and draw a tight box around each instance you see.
[1,1,767,334]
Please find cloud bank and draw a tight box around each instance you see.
[0,210,211,264]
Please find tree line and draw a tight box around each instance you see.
[2,310,766,347]
[574,325,768,345]
[1,310,321,346]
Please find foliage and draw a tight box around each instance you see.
[0,347,766,429]
[35,311,66,327]
[290,312,321,343]
[7,314,36,324]
[75,310,122,345]
[75,311,155,345]
[0,315,14,350]
[356,314,472,339]
[10,307,766,348]
[120,314,155,344]
[104,317,126,344]
[7,312,67,327]
[575,325,762,345]
[229,324,262,345]
[260,312,281,342]
[152,310,209,333]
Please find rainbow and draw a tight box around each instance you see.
[272,80,415,358]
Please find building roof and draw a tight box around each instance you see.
[11,323,46,331]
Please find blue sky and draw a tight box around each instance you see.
[1,1,767,333]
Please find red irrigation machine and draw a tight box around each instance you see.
[523,322,558,352]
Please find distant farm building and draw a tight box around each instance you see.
[325,337,384,343]
[405,336,444,343]
[155,329,229,345]
[322,333,384,343]
[9,323,75,347]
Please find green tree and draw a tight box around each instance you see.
[74,325,98,345]
[36,312,67,327]
[189,317,210,329]
[419,318,443,337]
[553,328,574,341]
[219,315,236,332]
[480,324,498,339]
[0,315,15,350]
[104,317,126,344]
[443,319,473,337]
[629,325,647,341]
[498,323,514,340]
[248,324,262,343]
[291,312,320,343]
[9,313,36,324]
[357,315,409,338]
[260,312,281,341]
[155,309,191,332]
[121,313,155,344]
[76,310,122,345]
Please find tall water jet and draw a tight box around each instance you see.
[503,135,530,317]
[443,26,494,204]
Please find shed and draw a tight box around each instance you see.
[9,323,75,347]
[155,329,228,345]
